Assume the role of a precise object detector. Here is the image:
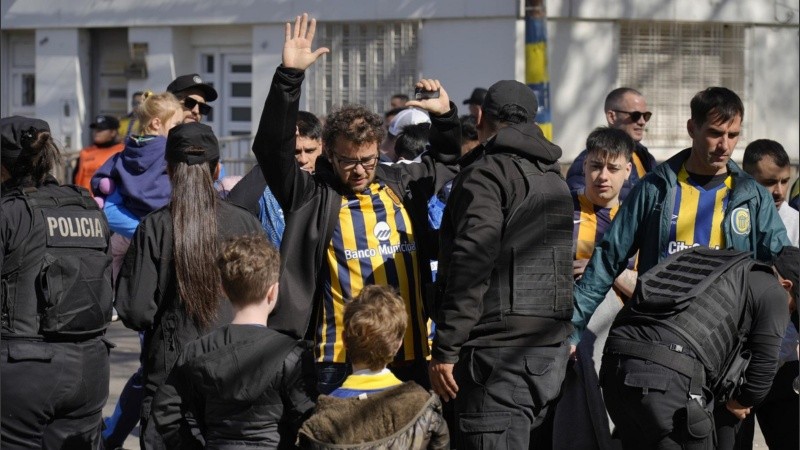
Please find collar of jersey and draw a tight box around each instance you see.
[340,369,403,391]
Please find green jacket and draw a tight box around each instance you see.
[571,148,790,343]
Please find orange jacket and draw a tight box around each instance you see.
[73,142,124,192]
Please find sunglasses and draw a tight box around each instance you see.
[613,110,652,122]
[182,97,212,116]
[333,153,379,171]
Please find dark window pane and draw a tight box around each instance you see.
[231,82,251,97]
[205,55,215,73]
[230,130,251,136]
[22,74,35,106]
[108,88,127,99]
[230,107,251,122]
[231,64,252,73]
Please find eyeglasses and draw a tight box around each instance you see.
[613,110,652,122]
[181,97,212,116]
[333,153,379,171]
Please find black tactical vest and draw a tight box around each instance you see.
[1,186,112,338]
[480,156,574,323]
[612,247,768,383]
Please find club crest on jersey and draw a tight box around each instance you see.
[731,207,750,235]
[373,221,391,242]
[384,186,403,207]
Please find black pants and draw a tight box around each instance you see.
[1,337,110,449]
[600,354,714,450]
[453,344,570,450]
[737,360,799,450]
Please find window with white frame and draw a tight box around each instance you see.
[7,32,36,117]
[306,21,419,117]
[618,21,746,151]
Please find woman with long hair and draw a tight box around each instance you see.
[1,116,113,448]
[115,122,261,450]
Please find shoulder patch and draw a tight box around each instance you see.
[730,207,751,236]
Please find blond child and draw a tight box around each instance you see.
[298,285,449,449]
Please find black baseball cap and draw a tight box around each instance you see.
[167,74,218,102]
[165,122,220,166]
[1,116,51,166]
[90,114,120,131]
[482,80,538,122]
[463,87,487,106]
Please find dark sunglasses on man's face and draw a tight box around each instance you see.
[613,110,652,123]
[182,97,212,116]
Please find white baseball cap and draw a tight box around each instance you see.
[388,108,431,136]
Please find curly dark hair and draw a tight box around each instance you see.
[322,104,386,155]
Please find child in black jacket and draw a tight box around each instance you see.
[152,234,317,449]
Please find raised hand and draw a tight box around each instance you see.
[405,78,452,116]
[283,13,330,71]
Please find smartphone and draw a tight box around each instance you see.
[414,87,440,100]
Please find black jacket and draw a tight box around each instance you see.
[115,201,262,412]
[433,122,574,363]
[152,324,317,450]
[253,66,461,338]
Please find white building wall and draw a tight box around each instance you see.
[419,17,522,111]
[749,25,800,156]
[2,0,797,163]
[34,28,90,152]
[548,20,617,159]
[251,24,284,135]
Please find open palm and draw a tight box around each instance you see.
[283,13,330,71]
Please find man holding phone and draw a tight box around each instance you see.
[253,13,461,394]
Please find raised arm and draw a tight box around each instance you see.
[252,14,329,211]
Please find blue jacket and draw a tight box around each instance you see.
[91,135,170,219]
[571,148,790,343]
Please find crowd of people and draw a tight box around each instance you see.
[1,12,799,450]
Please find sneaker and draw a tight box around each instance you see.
[111,307,119,322]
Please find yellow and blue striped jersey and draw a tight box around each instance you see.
[317,182,428,364]
[573,192,622,262]
[572,192,635,302]
[666,166,733,256]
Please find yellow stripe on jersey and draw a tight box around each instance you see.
[631,152,647,178]
[711,175,734,249]
[318,182,428,363]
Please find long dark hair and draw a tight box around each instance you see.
[7,129,61,188]
[167,147,220,329]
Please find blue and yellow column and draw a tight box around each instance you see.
[525,5,552,141]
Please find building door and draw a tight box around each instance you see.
[196,50,253,138]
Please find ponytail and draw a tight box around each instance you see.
[168,148,220,329]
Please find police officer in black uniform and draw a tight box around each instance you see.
[429,80,574,449]
[1,116,114,448]
[600,246,797,450]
